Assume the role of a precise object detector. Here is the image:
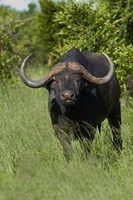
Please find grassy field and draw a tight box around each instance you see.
[0,85,133,200]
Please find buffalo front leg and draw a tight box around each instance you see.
[53,125,72,161]
[79,125,95,159]
[108,102,122,152]
[79,138,93,159]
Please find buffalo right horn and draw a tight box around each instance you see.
[20,54,50,88]
[20,54,66,88]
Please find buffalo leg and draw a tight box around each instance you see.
[79,138,93,159]
[58,134,72,161]
[79,125,95,159]
[108,102,122,152]
[53,125,72,161]
[98,124,101,134]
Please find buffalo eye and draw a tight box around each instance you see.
[74,77,82,86]
[55,76,63,83]
[75,79,81,83]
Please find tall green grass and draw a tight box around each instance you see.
[0,86,133,200]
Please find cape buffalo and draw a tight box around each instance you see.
[128,72,133,97]
[20,47,122,160]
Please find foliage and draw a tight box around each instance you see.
[112,44,133,86]
[52,0,95,61]
[37,0,66,65]
[0,4,39,84]
[38,0,95,63]
[0,7,20,82]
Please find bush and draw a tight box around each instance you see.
[0,15,20,82]
[0,5,39,84]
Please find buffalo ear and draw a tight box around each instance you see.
[84,81,89,88]
[44,78,56,91]
[84,80,96,92]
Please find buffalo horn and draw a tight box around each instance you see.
[20,52,114,88]
[68,52,115,85]
[20,53,66,88]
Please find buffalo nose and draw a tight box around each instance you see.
[61,90,75,101]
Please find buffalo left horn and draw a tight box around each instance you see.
[68,52,115,85]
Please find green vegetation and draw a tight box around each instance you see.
[0,4,39,83]
[0,86,133,200]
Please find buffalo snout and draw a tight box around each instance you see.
[60,90,76,102]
